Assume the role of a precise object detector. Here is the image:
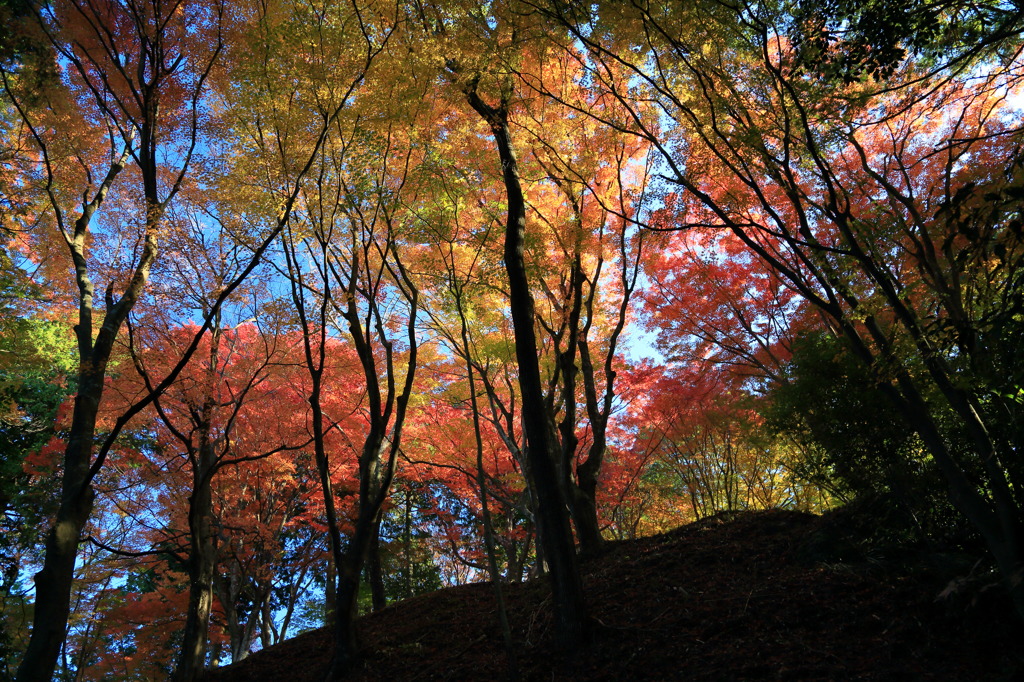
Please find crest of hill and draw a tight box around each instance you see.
[206,509,1023,681]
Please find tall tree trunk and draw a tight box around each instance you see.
[331,493,381,674]
[16,150,136,682]
[456,282,520,680]
[173,438,217,681]
[464,81,588,650]
[17,291,136,682]
[16,385,98,682]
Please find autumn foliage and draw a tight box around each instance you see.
[1,0,1022,678]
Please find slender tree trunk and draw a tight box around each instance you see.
[325,556,337,628]
[566,216,640,557]
[173,445,216,682]
[17,460,93,682]
[570,335,607,554]
[464,82,589,650]
[403,489,413,599]
[214,570,242,662]
[174,318,222,681]
[261,594,275,650]
[331,498,380,675]
[556,256,584,551]
[237,599,260,661]
[368,519,386,612]
[327,229,419,679]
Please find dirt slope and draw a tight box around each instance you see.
[206,510,1023,681]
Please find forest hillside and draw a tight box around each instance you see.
[4,0,1024,679]
[207,510,1024,681]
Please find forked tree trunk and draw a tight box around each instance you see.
[16,150,137,682]
[326,247,419,679]
[18,249,147,682]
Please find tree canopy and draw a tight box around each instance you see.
[1,0,1022,678]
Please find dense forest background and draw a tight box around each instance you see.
[1,0,1022,679]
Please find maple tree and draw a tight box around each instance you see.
[2,0,1023,674]
[627,201,825,526]
[47,314,368,679]
[617,361,825,526]
[497,50,655,556]
[787,0,1024,82]
[547,0,1024,617]
[129,318,307,680]
[0,0,226,676]
[0,192,75,667]
[414,208,527,673]
[416,6,660,645]
[413,185,536,589]
[155,0,395,667]
[1,0,389,675]
[460,68,591,653]
[377,0,593,649]
[273,46,429,670]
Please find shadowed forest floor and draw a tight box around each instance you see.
[205,510,1023,681]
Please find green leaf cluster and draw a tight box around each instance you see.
[764,332,969,544]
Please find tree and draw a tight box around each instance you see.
[273,56,428,669]
[764,330,956,537]
[130,320,308,680]
[417,214,523,676]
[84,319,357,676]
[641,220,800,386]
[414,184,538,587]
[0,298,74,677]
[0,1,225,676]
[170,0,395,672]
[545,0,1024,618]
[460,68,590,649]
[622,361,823,523]
[785,0,1024,83]
[524,116,651,556]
